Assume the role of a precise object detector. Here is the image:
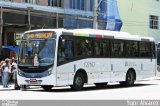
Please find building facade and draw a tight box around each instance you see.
[148,0,160,43]
[117,0,160,43]
[0,0,123,59]
[0,0,94,57]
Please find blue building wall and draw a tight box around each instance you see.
[64,0,122,31]
[98,0,123,31]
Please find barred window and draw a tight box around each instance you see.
[23,0,38,4]
[90,0,94,11]
[70,0,85,10]
[149,15,159,29]
[48,0,62,7]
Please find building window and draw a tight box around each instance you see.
[70,0,85,10]
[48,0,62,7]
[90,0,94,11]
[149,15,159,29]
[23,0,38,4]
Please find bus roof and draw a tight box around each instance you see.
[23,29,155,42]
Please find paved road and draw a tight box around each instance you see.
[0,77,160,100]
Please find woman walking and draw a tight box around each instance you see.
[2,59,11,88]
[11,57,19,89]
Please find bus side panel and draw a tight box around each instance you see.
[139,59,156,79]
[124,59,141,81]
[96,59,111,83]
[57,63,75,86]
[110,59,126,82]
[76,59,111,84]
[75,59,99,85]
[56,58,111,86]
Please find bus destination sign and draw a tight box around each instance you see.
[24,32,56,39]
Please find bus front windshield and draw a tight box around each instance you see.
[19,39,56,66]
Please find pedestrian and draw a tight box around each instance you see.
[7,59,12,85]
[11,57,19,89]
[2,58,11,88]
[0,61,5,85]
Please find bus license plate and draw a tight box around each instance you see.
[29,78,38,84]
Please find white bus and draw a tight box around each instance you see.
[17,29,156,91]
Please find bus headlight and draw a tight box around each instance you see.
[48,68,52,75]
[18,69,23,76]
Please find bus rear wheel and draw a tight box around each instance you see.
[120,71,135,87]
[70,73,84,91]
[41,85,53,91]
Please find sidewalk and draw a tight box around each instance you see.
[0,84,14,91]
[0,77,14,90]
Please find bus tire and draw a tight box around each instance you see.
[120,71,135,87]
[126,71,135,86]
[70,72,84,91]
[41,85,53,91]
[95,83,108,88]
[119,81,125,85]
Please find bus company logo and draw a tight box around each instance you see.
[84,62,95,68]
[2,100,19,106]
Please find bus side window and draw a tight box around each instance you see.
[58,37,65,63]
[151,42,156,58]
[58,37,74,64]
[111,40,124,57]
[139,42,151,58]
[65,40,74,59]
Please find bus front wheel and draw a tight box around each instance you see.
[70,73,84,91]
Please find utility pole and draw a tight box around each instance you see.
[56,12,58,28]
[28,9,31,30]
[27,7,33,30]
[93,0,98,29]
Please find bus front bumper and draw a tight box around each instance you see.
[17,74,56,86]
